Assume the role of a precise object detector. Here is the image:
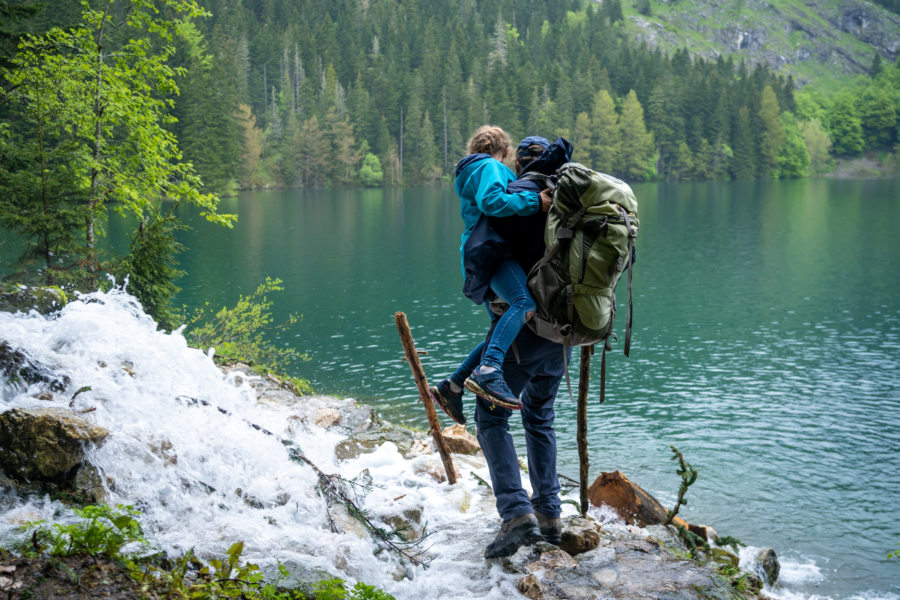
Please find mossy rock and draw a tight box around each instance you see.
[0,283,67,314]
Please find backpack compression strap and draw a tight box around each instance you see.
[619,205,637,358]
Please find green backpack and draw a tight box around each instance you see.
[527,162,639,356]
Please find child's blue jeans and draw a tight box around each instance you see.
[451,257,536,384]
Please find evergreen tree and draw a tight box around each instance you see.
[731,106,757,179]
[617,90,655,181]
[571,111,593,165]
[758,85,785,178]
[589,89,619,174]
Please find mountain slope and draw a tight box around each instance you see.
[618,0,900,86]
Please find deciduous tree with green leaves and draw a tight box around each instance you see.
[0,0,234,296]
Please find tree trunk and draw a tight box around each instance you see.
[87,1,112,274]
[578,345,592,516]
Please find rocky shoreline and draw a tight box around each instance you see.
[0,354,779,600]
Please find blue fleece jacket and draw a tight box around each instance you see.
[454,154,540,276]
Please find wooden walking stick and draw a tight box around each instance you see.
[577,344,593,517]
[394,311,457,484]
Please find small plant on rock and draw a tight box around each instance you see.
[26,503,148,559]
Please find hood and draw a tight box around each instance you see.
[454,153,492,178]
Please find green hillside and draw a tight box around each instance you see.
[616,0,899,90]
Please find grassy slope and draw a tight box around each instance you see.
[617,0,898,91]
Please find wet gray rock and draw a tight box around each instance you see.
[754,546,780,586]
[0,342,70,392]
[499,524,744,600]
[223,364,378,435]
[334,423,421,460]
[0,407,108,503]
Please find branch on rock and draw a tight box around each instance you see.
[173,395,432,567]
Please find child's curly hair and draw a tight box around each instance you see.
[466,125,512,158]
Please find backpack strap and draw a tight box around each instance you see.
[619,205,637,358]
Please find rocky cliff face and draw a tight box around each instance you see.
[625,0,900,83]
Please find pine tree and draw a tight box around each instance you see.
[758,85,785,178]
[589,89,619,174]
[617,90,655,181]
[731,106,757,179]
[571,112,593,165]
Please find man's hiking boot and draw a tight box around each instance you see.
[430,379,466,425]
[535,512,562,544]
[465,366,522,410]
[484,513,543,559]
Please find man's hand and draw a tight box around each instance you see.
[539,188,553,212]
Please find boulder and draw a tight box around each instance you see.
[754,547,780,586]
[441,424,481,455]
[0,408,108,503]
[0,284,66,315]
[0,408,108,482]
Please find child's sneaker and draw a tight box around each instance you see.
[464,366,522,410]
[430,379,466,425]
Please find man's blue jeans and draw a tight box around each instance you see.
[474,326,569,521]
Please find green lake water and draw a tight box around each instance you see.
[6,178,900,598]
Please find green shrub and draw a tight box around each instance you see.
[27,504,148,558]
[185,277,308,373]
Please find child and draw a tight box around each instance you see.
[430,127,552,423]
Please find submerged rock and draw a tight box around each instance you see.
[334,420,423,461]
[0,342,70,392]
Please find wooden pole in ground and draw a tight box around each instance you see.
[394,311,457,484]
[577,344,593,516]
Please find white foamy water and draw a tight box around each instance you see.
[0,288,577,598]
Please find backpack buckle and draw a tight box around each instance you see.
[557,228,574,240]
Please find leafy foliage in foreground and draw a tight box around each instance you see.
[17,503,395,600]
[184,277,307,376]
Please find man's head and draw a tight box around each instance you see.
[515,136,550,175]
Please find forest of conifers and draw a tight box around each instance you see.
[6,0,899,195]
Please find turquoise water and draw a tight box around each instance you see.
[5,178,900,598]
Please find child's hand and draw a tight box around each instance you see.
[539,189,553,212]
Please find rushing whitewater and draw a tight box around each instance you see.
[0,288,579,598]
